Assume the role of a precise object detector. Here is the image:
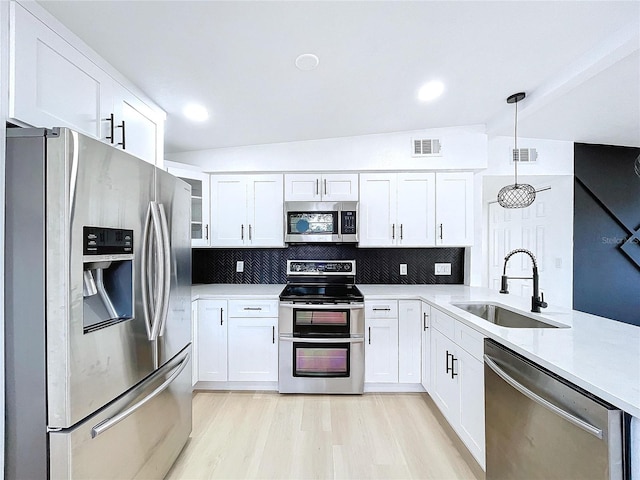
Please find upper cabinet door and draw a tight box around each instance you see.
[359,173,397,247]
[322,174,359,201]
[247,174,284,247]
[396,173,436,247]
[435,172,474,246]
[9,2,108,139]
[284,173,359,201]
[284,174,322,201]
[111,86,164,166]
[166,165,210,247]
[210,175,248,247]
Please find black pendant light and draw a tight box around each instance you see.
[497,92,536,209]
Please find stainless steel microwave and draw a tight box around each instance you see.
[284,201,358,243]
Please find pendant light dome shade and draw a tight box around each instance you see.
[497,92,537,209]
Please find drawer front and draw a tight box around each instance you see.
[431,307,455,339]
[365,300,399,318]
[455,321,485,361]
[228,299,279,318]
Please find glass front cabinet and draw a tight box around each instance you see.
[165,162,210,247]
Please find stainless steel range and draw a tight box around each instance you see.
[278,260,364,394]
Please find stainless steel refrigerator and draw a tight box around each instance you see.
[5,127,192,479]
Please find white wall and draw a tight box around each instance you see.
[167,125,488,173]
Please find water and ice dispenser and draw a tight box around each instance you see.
[82,227,134,333]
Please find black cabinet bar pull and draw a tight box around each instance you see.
[205,224,209,240]
[316,179,319,195]
[372,307,391,311]
[241,224,244,240]
[400,224,403,240]
[324,178,327,196]
[272,326,275,344]
[104,113,115,144]
[368,327,371,345]
[439,223,443,240]
[244,307,262,311]
[423,313,428,331]
[446,350,452,374]
[451,356,458,379]
[249,224,252,241]
[392,224,395,239]
[220,308,223,325]
[116,120,126,149]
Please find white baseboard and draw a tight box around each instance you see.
[364,383,426,393]
[194,381,278,391]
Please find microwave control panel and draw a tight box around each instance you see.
[341,211,357,234]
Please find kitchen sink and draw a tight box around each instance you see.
[452,302,566,329]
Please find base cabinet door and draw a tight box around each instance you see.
[227,317,278,382]
[421,302,431,393]
[196,300,227,382]
[398,300,422,383]
[430,328,459,424]
[365,317,399,383]
[457,348,486,468]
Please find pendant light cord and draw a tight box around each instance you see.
[514,99,518,186]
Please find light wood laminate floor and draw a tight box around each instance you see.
[166,391,482,480]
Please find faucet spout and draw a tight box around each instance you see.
[499,248,548,313]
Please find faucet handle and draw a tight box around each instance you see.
[539,292,548,309]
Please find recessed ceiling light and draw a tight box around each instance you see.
[418,81,445,101]
[182,103,209,122]
[295,53,320,71]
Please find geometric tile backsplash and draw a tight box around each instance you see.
[192,245,465,285]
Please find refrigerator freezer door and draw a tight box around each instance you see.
[45,128,157,427]
[49,345,192,480]
[155,168,192,367]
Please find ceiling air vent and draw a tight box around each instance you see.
[512,148,538,163]
[412,138,442,157]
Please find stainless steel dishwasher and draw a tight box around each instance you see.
[484,339,626,480]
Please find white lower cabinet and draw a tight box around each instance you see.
[430,307,486,469]
[365,299,422,385]
[195,299,228,382]
[193,298,278,386]
[420,302,431,393]
[227,315,278,382]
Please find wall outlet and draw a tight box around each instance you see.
[400,264,408,275]
[435,263,451,275]
[236,261,244,273]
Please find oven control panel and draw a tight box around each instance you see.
[287,260,355,275]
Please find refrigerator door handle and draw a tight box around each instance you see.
[141,203,154,340]
[149,202,165,342]
[69,130,80,219]
[90,349,191,439]
[157,203,171,337]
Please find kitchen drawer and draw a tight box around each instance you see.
[228,299,279,318]
[431,307,455,339]
[365,300,398,318]
[455,321,485,361]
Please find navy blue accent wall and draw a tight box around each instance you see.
[193,245,465,285]
[573,143,640,327]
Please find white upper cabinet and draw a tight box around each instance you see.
[435,172,474,246]
[165,163,211,247]
[284,173,359,201]
[9,2,165,166]
[359,172,435,247]
[210,174,284,247]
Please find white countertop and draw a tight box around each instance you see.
[191,283,640,417]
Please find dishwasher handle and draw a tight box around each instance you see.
[483,354,603,439]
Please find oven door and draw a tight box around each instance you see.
[278,335,364,394]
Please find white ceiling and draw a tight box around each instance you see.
[38,1,640,154]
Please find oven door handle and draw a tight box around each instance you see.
[279,303,364,310]
[278,336,364,344]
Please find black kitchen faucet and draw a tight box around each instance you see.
[499,248,548,313]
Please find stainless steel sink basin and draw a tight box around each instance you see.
[452,302,565,328]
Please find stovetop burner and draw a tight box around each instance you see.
[279,260,363,303]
